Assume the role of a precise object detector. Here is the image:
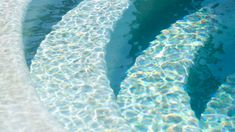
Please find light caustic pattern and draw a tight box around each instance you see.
[117,8,217,131]
[201,74,235,131]
[30,0,132,131]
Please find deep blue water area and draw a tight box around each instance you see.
[186,0,235,118]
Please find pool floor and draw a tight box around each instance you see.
[7,0,235,131]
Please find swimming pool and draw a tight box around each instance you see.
[0,0,234,131]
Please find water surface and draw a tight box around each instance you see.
[23,0,82,66]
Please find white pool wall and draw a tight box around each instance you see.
[0,0,65,131]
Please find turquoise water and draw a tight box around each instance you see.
[106,0,235,118]
[23,0,82,66]
[23,0,235,121]
[187,0,235,118]
[106,0,199,95]
[106,0,206,116]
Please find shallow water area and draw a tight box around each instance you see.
[21,0,235,130]
[106,0,200,95]
[105,0,235,120]
[28,0,131,131]
[23,0,82,66]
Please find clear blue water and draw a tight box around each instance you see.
[187,0,235,118]
[23,0,235,119]
[23,0,82,66]
[106,0,235,118]
[106,0,200,95]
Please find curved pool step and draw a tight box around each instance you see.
[117,8,216,131]
[30,0,132,131]
[0,0,65,131]
[200,74,235,131]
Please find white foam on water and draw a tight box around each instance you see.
[0,0,65,131]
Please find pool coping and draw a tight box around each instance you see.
[0,0,65,131]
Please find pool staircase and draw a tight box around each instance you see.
[117,8,216,131]
[1,0,234,131]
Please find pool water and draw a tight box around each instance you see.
[106,0,200,96]
[106,0,235,118]
[23,0,82,66]
[187,0,235,118]
[23,0,235,124]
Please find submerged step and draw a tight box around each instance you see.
[106,0,199,96]
[30,0,132,131]
[201,74,235,131]
[0,0,65,131]
[117,8,216,131]
[198,1,235,126]
[186,0,235,120]
[23,0,83,66]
